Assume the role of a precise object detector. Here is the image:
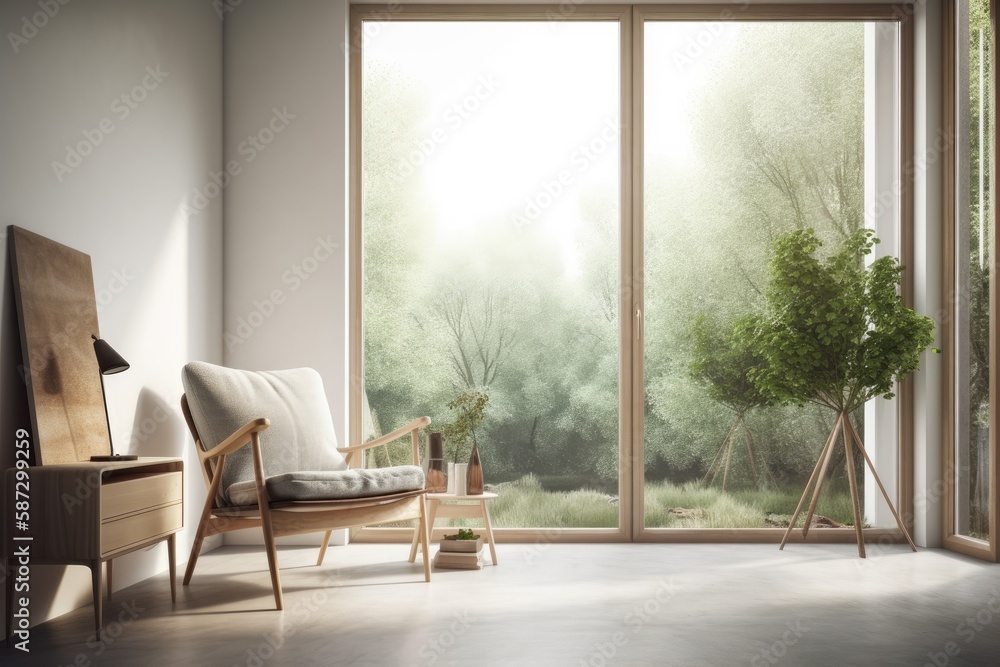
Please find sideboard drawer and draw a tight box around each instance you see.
[102,503,183,556]
[101,471,183,521]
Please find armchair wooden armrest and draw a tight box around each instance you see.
[202,417,271,459]
[337,416,431,466]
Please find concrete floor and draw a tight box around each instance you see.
[4,542,999,666]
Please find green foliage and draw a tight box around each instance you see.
[481,475,618,529]
[694,23,864,245]
[752,229,935,411]
[966,0,994,538]
[688,312,776,413]
[444,528,479,540]
[441,390,489,463]
[438,478,858,529]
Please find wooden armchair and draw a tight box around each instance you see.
[179,362,431,609]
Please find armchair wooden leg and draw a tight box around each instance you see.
[410,498,439,563]
[317,531,333,566]
[185,454,226,586]
[259,503,283,609]
[419,496,431,582]
[408,520,420,564]
[183,512,211,586]
[251,434,283,609]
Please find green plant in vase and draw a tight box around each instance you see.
[441,390,489,494]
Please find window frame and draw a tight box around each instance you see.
[942,0,1000,563]
[348,3,917,545]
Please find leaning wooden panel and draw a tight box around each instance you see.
[8,226,109,464]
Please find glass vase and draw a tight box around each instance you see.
[426,432,447,492]
[467,442,484,495]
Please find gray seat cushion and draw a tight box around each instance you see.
[182,362,352,505]
[227,466,425,506]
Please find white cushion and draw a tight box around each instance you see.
[181,362,348,505]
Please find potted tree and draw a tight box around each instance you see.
[689,312,777,491]
[747,229,934,557]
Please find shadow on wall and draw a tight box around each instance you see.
[127,387,185,459]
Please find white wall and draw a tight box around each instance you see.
[0,0,223,634]
[912,0,945,548]
[222,0,350,546]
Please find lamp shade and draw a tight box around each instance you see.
[91,335,130,375]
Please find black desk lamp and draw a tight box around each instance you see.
[90,334,137,462]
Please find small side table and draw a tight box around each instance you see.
[409,491,498,566]
[5,457,183,635]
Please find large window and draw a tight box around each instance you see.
[641,20,902,530]
[351,6,914,541]
[945,0,999,561]
[358,17,623,531]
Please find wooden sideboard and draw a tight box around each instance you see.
[5,457,183,635]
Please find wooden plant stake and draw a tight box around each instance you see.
[844,417,917,552]
[780,411,917,557]
[703,411,773,491]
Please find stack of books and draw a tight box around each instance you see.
[433,550,483,570]
[433,534,485,570]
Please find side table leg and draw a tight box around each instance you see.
[168,534,177,603]
[427,499,439,546]
[91,560,103,632]
[106,559,113,600]
[481,500,498,565]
